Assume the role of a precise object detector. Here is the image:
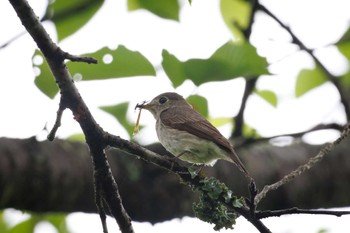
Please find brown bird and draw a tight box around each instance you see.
[136,92,249,176]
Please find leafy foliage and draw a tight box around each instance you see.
[341,72,350,89]
[128,0,180,21]
[33,50,59,99]
[33,46,155,99]
[67,46,156,81]
[295,66,327,97]
[100,102,140,138]
[336,26,350,90]
[44,0,104,41]
[255,89,278,107]
[337,27,350,71]
[220,0,251,40]
[186,95,209,117]
[0,211,69,233]
[162,41,269,87]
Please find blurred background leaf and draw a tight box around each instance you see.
[186,95,209,117]
[44,0,104,41]
[128,0,180,21]
[33,50,59,99]
[220,0,251,40]
[33,46,155,99]
[295,66,327,97]
[255,90,278,107]
[67,46,156,81]
[162,41,269,87]
[100,102,141,138]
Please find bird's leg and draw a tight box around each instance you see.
[176,150,188,158]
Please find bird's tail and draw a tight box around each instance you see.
[228,149,252,179]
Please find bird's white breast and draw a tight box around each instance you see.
[156,120,230,166]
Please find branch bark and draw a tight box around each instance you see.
[1,137,350,223]
[8,0,132,232]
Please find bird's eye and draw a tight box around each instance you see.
[159,96,168,104]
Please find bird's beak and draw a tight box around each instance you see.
[135,101,154,111]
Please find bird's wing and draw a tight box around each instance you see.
[160,106,233,152]
[160,106,248,175]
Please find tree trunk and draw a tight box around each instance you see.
[0,137,349,223]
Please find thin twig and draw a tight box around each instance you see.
[254,124,350,205]
[61,50,98,64]
[257,207,350,219]
[47,103,65,141]
[231,0,259,139]
[0,30,26,49]
[232,78,258,138]
[257,2,350,119]
[238,123,344,147]
[95,183,109,233]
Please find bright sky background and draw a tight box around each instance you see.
[1,0,350,232]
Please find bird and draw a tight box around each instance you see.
[136,92,249,176]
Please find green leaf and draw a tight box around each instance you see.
[336,26,350,62]
[220,0,251,40]
[186,95,208,117]
[67,46,156,80]
[66,133,86,142]
[33,46,155,98]
[336,26,350,45]
[100,102,137,138]
[128,0,179,21]
[161,50,186,87]
[337,42,350,61]
[162,41,268,87]
[44,0,104,41]
[9,218,35,233]
[255,90,278,107]
[242,123,259,138]
[0,211,9,233]
[340,72,350,89]
[45,213,69,233]
[209,117,232,128]
[33,50,59,99]
[295,66,327,97]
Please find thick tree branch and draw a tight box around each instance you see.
[2,137,350,222]
[8,0,132,232]
[254,124,350,205]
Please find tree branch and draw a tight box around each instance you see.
[254,123,350,205]
[61,50,98,64]
[232,78,257,138]
[257,2,350,119]
[237,123,344,147]
[257,207,350,219]
[104,134,272,232]
[8,0,133,232]
[232,0,259,139]
[47,99,65,141]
